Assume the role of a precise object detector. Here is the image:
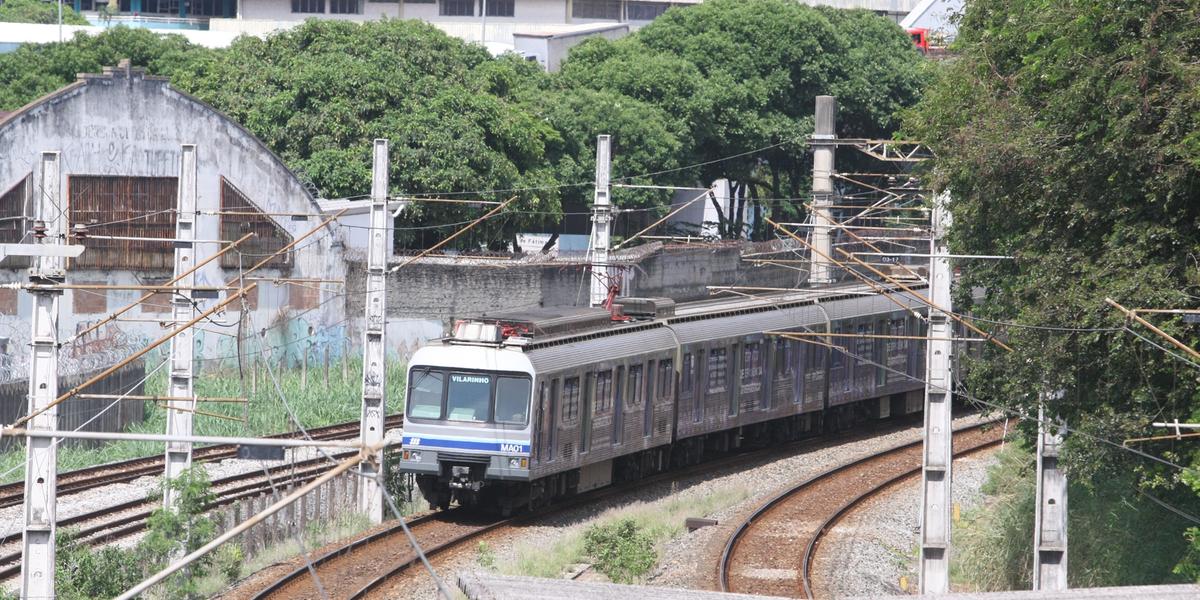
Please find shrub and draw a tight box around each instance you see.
[582,518,656,584]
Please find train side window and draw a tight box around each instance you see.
[707,348,728,393]
[659,359,673,399]
[741,342,762,386]
[594,370,613,414]
[773,338,791,376]
[561,377,580,424]
[629,364,644,406]
[693,350,705,422]
[681,353,694,394]
[830,327,845,369]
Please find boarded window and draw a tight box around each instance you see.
[141,277,174,315]
[69,176,177,270]
[0,175,30,268]
[219,178,294,270]
[72,284,108,315]
[0,287,17,315]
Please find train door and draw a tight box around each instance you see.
[613,365,625,445]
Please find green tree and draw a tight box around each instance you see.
[559,0,925,238]
[583,518,656,584]
[0,0,90,26]
[905,0,1200,582]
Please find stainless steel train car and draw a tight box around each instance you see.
[398,282,930,514]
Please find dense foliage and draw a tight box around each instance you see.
[905,0,1200,580]
[0,0,89,26]
[583,518,656,584]
[0,2,924,247]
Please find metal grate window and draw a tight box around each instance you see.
[329,0,361,13]
[69,175,177,270]
[626,1,669,20]
[561,376,580,424]
[219,178,294,270]
[440,0,473,15]
[292,0,325,13]
[594,370,613,413]
[0,175,29,268]
[572,0,618,19]
[484,0,513,16]
[707,348,727,392]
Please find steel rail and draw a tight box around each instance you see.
[718,419,1004,597]
[0,415,402,509]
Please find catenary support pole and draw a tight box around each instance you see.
[358,138,390,524]
[589,134,612,307]
[21,151,65,600]
[1034,398,1068,590]
[919,191,954,594]
[163,144,198,512]
[810,96,837,285]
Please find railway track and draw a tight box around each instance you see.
[0,415,403,583]
[241,413,972,600]
[0,415,403,510]
[718,419,1006,598]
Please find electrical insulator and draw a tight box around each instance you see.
[71,223,88,240]
[31,220,47,239]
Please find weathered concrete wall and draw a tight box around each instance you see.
[345,241,803,359]
[0,65,347,367]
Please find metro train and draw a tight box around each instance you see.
[398,281,931,514]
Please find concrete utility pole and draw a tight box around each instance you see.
[919,191,954,594]
[21,151,65,600]
[589,134,612,308]
[358,138,389,524]
[163,144,198,512]
[809,95,837,285]
[1034,398,1068,591]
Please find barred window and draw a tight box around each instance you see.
[329,0,361,13]
[0,175,29,268]
[292,0,324,12]
[69,175,177,270]
[774,338,792,375]
[681,353,693,393]
[626,1,669,20]
[440,0,473,15]
[484,0,513,16]
[219,178,294,270]
[573,0,618,19]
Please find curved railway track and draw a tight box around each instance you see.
[0,415,403,583]
[241,413,971,600]
[0,415,403,510]
[718,419,1006,598]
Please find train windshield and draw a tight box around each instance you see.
[405,367,531,426]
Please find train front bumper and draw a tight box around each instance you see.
[397,449,530,481]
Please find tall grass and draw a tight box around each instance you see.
[0,354,407,483]
[951,442,1194,590]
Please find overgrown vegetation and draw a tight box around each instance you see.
[0,1,924,246]
[497,485,750,581]
[56,466,227,599]
[952,443,1193,590]
[583,518,656,584]
[905,0,1200,582]
[0,356,406,483]
[0,0,89,25]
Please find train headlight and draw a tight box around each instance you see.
[404,450,422,462]
[507,457,521,469]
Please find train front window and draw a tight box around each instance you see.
[495,377,532,425]
[408,370,444,419]
[447,373,493,422]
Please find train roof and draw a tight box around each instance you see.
[442,281,930,355]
